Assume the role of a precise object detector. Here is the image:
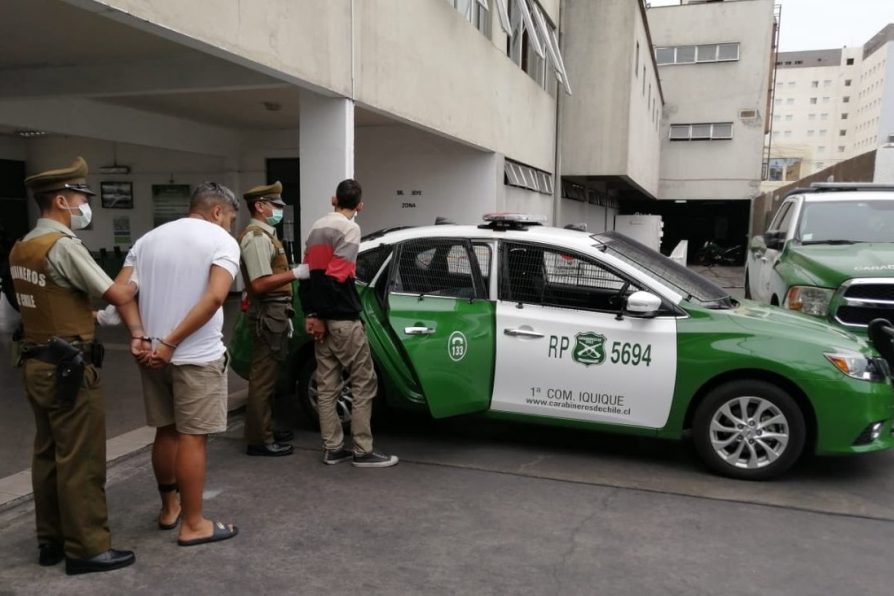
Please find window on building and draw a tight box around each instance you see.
[840,129,847,136]
[655,43,739,65]
[784,130,792,137]
[449,0,490,35]
[635,41,640,77]
[787,81,796,87]
[817,162,825,168]
[811,80,819,88]
[808,113,816,120]
[838,146,846,152]
[786,98,795,105]
[819,129,827,135]
[841,113,849,120]
[669,122,733,141]
[504,0,568,95]
[768,158,802,182]
[784,114,793,121]
[846,58,855,65]
[845,79,852,86]
[504,159,553,195]
[843,96,850,103]
[821,113,829,120]
[822,97,830,103]
[809,97,817,104]
[823,80,832,87]
[818,145,826,152]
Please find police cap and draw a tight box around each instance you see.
[243,181,286,206]
[24,156,95,196]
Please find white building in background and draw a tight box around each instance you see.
[764,24,894,190]
[0,0,775,263]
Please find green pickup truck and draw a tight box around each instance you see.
[746,183,894,333]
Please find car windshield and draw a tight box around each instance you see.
[596,231,734,309]
[798,200,894,244]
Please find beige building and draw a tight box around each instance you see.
[0,0,774,264]
[764,24,894,192]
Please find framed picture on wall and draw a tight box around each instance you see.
[100,181,134,209]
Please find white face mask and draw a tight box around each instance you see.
[64,200,92,230]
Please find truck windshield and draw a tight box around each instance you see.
[596,231,734,309]
[799,200,894,244]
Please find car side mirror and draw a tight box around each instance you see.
[764,231,785,251]
[624,291,662,318]
[749,235,767,254]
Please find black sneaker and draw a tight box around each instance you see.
[246,442,294,457]
[273,429,294,443]
[322,448,353,465]
[352,451,399,468]
[38,543,64,566]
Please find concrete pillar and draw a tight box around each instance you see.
[874,145,894,184]
[298,91,355,247]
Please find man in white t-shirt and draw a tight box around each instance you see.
[118,182,240,547]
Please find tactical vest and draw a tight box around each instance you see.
[238,223,293,297]
[9,232,95,343]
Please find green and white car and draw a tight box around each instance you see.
[230,214,894,480]
[746,183,894,332]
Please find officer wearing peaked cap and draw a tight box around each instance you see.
[238,181,308,456]
[9,156,137,575]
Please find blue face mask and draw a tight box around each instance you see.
[266,208,283,226]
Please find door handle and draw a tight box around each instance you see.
[404,326,435,335]
[504,328,545,338]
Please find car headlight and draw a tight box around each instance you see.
[785,286,834,317]
[825,352,889,382]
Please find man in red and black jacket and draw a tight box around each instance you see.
[298,179,398,468]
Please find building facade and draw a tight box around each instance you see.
[764,25,894,192]
[0,0,774,265]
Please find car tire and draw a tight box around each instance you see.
[296,356,354,430]
[692,380,806,480]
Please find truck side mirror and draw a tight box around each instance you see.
[750,235,767,254]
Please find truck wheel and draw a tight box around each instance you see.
[296,357,353,430]
[692,380,806,480]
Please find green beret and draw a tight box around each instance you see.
[243,181,285,206]
[25,156,95,196]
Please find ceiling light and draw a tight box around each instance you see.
[98,165,131,174]
[16,130,47,138]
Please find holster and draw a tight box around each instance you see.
[46,337,86,410]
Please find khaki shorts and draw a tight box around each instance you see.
[139,354,228,435]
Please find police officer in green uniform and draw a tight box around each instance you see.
[9,157,137,575]
[238,181,308,456]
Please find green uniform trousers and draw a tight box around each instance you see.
[21,359,111,559]
[244,328,280,445]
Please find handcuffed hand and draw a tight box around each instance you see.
[96,304,122,326]
[305,317,327,343]
[149,341,175,369]
[130,337,152,365]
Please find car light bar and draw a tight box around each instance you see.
[482,213,548,224]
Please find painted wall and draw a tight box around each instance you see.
[0,135,26,161]
[560,0,661,197]
[355,125,498,233]
[650,0,774,201]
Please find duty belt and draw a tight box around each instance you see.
[21,340,103,367]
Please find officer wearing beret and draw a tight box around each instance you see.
[238,181,308,456]
[9,157,137,575]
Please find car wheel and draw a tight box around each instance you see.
[296,357,354,430]
[743,271,752,299]
[692,380,806,480]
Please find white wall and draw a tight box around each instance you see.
[650,0,774,201]
[22,136,230,251]
[559,199,613,234]
[355,125,497,233]
[561,0,662,196]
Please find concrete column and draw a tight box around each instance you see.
[298,91,355,247]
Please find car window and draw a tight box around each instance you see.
[500,242,640,312]
[391,239,483,299]
[798,200,894,244]
[356,245,392,283]
[769,201,794,233]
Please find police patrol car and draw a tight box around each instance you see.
[230,213,894,480]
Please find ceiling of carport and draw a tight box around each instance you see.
[0,0,399,133]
